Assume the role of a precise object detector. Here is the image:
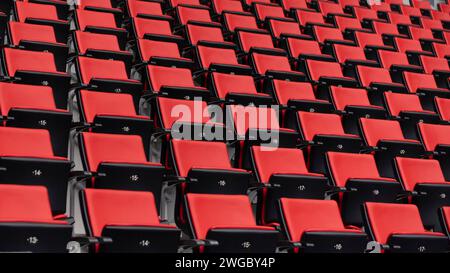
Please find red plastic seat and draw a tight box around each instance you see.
[185,193,278,253]
[363,202,447,252]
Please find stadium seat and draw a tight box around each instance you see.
[0,127,71,216]
[383,92,440,139]
[330,86,386,134]
[76,90,153,156]
[208,72,273,105]
[193,45,252,76]
[354,31,395,60]
[211,0,244,15]
[228,104,298,168]
[125,0,167,18]
[394,157,450,230]
[254,3,287,25]
[130,17,184,46]
[77,132,165,208]
[434,97,450,122]
[143,65,210,100]
[332,44,379,77]
[311,25,355,53]
[418,123,450,181]
[185,193,279,253]
[326,152,403,226]
[278,198,368,253]
[304,59,358,91]
[393,37,434,65]
[293,112,362,174]
[70,57,143,109]
[419,55,450,89]
[0,48,70,109]
[285,38,335,62]
[362,202,448,252]
[267,18,311,42]
[355,66,407,106]
[432,43,450,61]
[70,31,132,71]
[80,188,180,252]
[185,23,234,47]
[154,97,225,142]
[169,140,250,226]
[250,52,307,82]
[377,50,423,83]
[269,80,332,113]
[223,12,260,34]
[402,71,450,110]
[134,39,193,69]
[359,118,424,177]
[236,29,284,55]
[0,184,72,252]
[0,82,72,157]
[250,146,329,224]
[174,5,217,26]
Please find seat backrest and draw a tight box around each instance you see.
[171,139,232,177]
[76,9,117,30]
[147,65,195,91]
[327,152,386,187]
[83,188,161,237]
[378,50,410,69]
[418,123,450,151]
[0,127,55,158]
[0,184,55,222]
[252,53,291,74]
[138,39,181,61]
[128,0,163,17]
[212,73,257,98]
[365,202,428,244]
[384,92,425,116]
[269,19,301,38]
[16,1,60,22]
[287,38,322,56]
[280,198,345,241]
[186,193,257,239]
[298,112,347,140]
[238,31,275,52]
[330,86,372,111]
[79,90,139,123]
[314,26,344,43]
[296,9,326,26]
[75,31,121,54]
[435,97,450,121]
[355,31,386,48]
[251,146,310,183]
[395,157,446,191]
[223,12,258,32]
[420,55,449,74]
[230,104,280,136]
[273,80,316,104]
[255,3,285,20]
[133,17,172,38]
[78,57,128,83]
[187,24,224,45]
[197,45,238,68]
[306,59,344,80]
[157,97,211,129]
[335,16,362,31]
[334,44,367,63]
[81,132,149,172]
[0,82,56,116]
[395,37,422,53]
[9,22,57,45]
[403,72,438,93]
[4,48,58,75]
[357,66,393,86]
[177,5,212,25]
[360,118,407,147]
[372,21,400,36]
